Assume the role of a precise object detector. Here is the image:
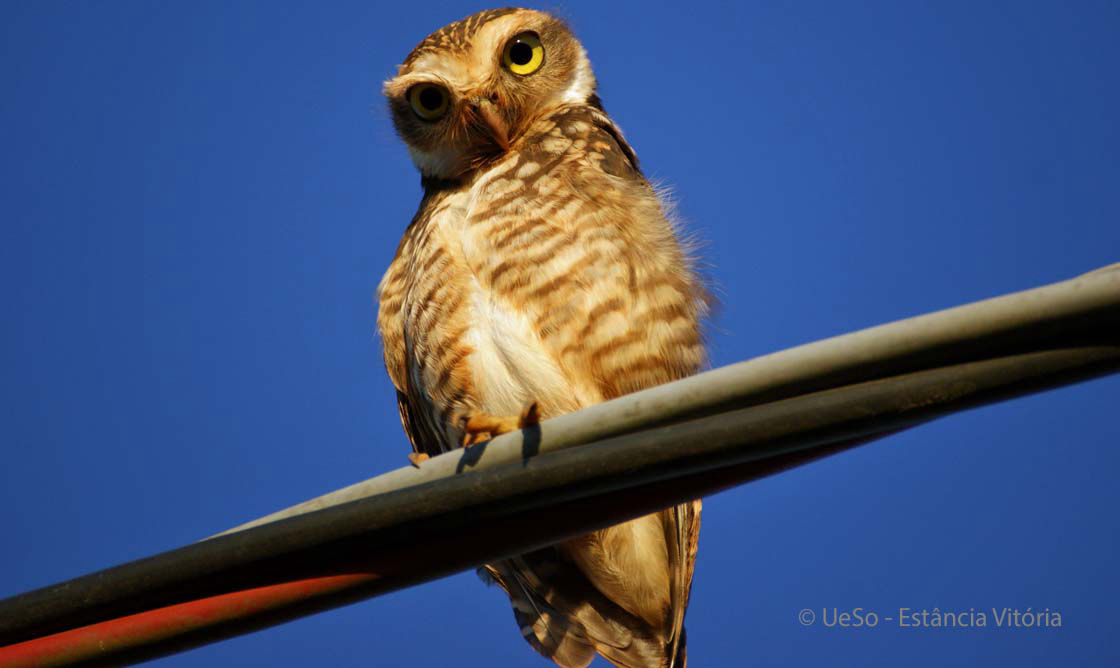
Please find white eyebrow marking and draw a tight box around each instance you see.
[560,45,595,104]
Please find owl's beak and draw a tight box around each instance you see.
[471,98,510,151]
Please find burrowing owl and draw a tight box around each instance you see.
[377,8,708,667]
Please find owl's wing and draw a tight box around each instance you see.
[665,500,702,667]
[394,389,426,458]
[380,213,466,458]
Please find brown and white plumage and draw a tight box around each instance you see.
[377,9,707,667]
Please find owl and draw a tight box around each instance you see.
[377,8,708,668]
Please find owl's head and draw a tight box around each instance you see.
[384,8,597,180]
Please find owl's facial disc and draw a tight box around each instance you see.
[385,9,597,180]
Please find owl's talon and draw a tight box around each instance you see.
[460,401,541,447]
[521,401,541,425]
[408,452,429,467]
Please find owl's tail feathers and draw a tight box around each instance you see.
[481,553,671,668]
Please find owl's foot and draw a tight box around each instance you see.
[407,452,429,467]
[460,402,541,447]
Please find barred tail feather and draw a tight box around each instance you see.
[482,549,680,668]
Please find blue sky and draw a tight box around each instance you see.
[2,1,1118,666]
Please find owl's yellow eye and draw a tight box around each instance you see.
[502,32,544,76]
[408,84,449,121]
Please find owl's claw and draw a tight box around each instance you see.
[460,401,541,447]
[408,452,429,467]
